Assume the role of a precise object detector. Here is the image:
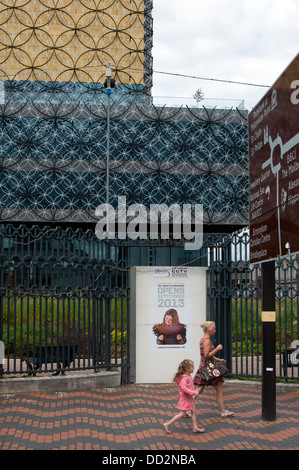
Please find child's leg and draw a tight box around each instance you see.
[191,408,205,433]
[191,408,198,429]
[165,410,185,426]
[164,411,185,432]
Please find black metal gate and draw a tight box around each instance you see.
[208,232,299,382]
[1,226,298,383]
[0,224,130,382]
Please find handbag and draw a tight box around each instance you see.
[199,357,229,382]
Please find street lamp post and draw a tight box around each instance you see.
[105,63,112,211]
[104,63,114,370]
[104,63,116,238]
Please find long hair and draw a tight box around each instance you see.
[163,308,180,324]
[173,359,193,383]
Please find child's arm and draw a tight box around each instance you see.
[180,376,198,397]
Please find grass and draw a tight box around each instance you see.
[231,296,298,355]
[2,289,297,360]
[2,291,128,358]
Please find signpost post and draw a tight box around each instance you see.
[248,53,299,421]
[261,261,276,421]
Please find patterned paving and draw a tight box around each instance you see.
[0,382,299,451]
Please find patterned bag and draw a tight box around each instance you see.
[199,358,229,381]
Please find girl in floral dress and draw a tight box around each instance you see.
[163,359,205,434]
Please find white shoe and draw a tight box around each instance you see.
[220,410,234,418]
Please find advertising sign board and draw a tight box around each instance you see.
[130,266,207,383]
[249,53,299,262]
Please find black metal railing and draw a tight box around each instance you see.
[0,225,298,383]
[0,224,130,382]
[208,232,299,381]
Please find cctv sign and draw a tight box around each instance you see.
[249,53,299,263]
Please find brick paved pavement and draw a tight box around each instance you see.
[0,381,298,451]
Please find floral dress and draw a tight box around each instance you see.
[175,374,198,411]
[193,339,224,388]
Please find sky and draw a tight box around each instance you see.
[151,0,299,110]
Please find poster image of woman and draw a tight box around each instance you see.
[153,308,187,345]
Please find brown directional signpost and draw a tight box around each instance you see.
[248,53,299,421]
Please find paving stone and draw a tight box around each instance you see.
[0,382,298,451]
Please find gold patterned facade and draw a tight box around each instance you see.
[0,0,151,87]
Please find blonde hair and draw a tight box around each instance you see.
[200,321,215,333]
[173,359,194,382]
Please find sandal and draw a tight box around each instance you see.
[163,423,171,434]
[193,427,205,433]
[185,411,192,418]
[220,410,234,418]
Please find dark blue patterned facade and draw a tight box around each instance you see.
[0,97,248,231]
[0,0,249,242]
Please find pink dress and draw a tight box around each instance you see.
[175,374,198,411]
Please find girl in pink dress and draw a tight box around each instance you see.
[163,359,205,434]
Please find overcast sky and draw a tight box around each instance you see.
[151,0,299,110]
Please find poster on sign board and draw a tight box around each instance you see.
[151,267,191,351]
[131,266,207,383]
